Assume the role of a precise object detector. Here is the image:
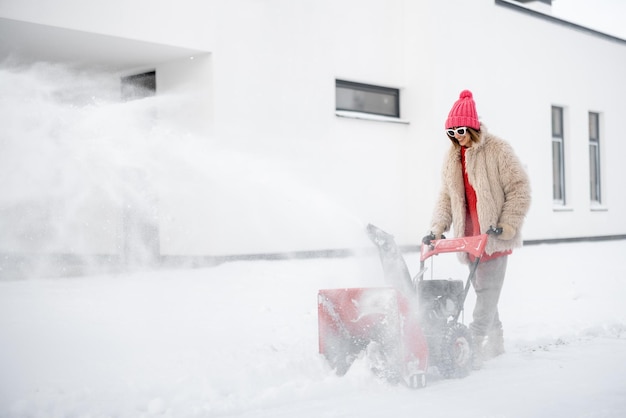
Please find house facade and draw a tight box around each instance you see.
[1,0,625,269]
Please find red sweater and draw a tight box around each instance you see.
[461,147,510,261]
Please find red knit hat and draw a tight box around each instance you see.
[445,90,480,130]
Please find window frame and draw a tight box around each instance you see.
[589,111,602,205]
[551,106,566,206]
[335,79,400,118]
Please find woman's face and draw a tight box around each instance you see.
[456,129,472,148]
[447,127,472,148]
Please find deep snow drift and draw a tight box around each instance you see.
[1,238,626,418]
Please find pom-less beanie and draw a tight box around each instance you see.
[445,90,480,130]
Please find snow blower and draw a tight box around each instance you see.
[317,224,488,388]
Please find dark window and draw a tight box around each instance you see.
[552,106,565,204]
[589,112,601,204]
[336,79,399,118]
[121,71,156,101]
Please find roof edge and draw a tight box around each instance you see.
[495,0,626,45]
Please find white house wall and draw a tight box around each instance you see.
[1,0,625,261]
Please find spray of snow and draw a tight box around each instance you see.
[0,61,370,279]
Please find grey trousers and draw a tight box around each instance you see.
[469,255,508,337]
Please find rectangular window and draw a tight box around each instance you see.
[552,106,566,205]
[121,71,156,101]
[589,112,601,204]
[335,79,399,118]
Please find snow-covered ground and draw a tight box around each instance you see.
[1,238,626,418]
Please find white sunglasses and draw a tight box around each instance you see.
[446,127,469,137]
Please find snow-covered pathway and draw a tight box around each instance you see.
[1,239,625,417]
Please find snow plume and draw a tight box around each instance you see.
[0,62,158,277]
[0,61,370,279]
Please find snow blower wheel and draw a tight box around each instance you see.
[438,322,473,379]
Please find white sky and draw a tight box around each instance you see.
[552,0,626,39]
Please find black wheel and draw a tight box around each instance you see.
[438,323,472,379]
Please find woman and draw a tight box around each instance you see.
[426,90,531,369]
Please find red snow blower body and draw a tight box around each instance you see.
[318,224,488,388]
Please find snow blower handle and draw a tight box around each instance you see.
[413,234,489,290]
[419,234,489,263]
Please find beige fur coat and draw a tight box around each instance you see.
[430,124,531,262]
